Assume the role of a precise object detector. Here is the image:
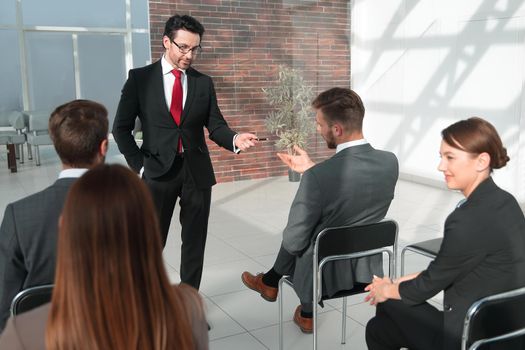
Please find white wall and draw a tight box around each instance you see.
[351,0,525,202]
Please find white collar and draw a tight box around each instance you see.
[161,55,185,76]
[336,139,368,153]
[58,168,88,179]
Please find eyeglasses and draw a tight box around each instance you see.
[171,40,202,55]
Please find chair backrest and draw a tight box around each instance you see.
[315,219,398,264]
[25,110,51,132]
[462,286,525,350]
[0,111,25,130]
[10,284,54,316]
[312,219,398,302]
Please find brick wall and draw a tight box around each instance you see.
[148,0,351,183]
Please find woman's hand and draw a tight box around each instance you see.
[365,275,399,305]
[365,277,391,305]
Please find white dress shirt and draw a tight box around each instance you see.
[160,55,239,154]
[336,138,368,153]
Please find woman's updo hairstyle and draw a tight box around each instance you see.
[441,117,509,170]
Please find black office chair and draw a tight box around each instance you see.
[278,219,398,350]
[10,284,53,316]
[400,237,442,276]
[462,286,525,350]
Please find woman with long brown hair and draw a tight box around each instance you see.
[0,164,208,349]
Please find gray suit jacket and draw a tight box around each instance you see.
[282,143,398,303]
[0,178,76,331]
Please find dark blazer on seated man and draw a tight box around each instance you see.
[0,100,108,331]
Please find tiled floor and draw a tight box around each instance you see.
[0,142,465,349]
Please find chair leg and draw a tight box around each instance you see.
[19,144,24,164]
[35,145,41,166]
[401,247,407,276]
[27,143,33,160]
[7,144,17,173]
[313,297,318,350]
[341,296,347,344]
[313,271,319,350]
[278,277,286,350]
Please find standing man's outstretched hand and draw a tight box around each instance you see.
[235,133,259,151]
[277,145,315,174]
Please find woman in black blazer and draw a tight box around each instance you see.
[365,117,525,350]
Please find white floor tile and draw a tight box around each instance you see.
[199,257,267,297]
[210,332,268,350]
[250,309,367,350]
[210,289,299,331]
[204,298,247,341]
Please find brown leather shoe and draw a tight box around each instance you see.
[241,271,278,302]
[293,305,313,334]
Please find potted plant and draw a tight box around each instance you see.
[262,65,315,181]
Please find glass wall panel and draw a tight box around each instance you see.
[0,0,17,26]
[77,34,126,128]
[25,32,75,111]
[0,30,22,113]
[22,0,126,28]
[132,33,152,67]
[131,0,149,29]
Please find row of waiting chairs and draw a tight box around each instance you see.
[10,220,525,350]
[0,110,52,170]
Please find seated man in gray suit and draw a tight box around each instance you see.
[242,87,399,333]
[0,100,109,331]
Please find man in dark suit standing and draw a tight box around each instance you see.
[242,88,399,333]
[0,100,109,331]
[112,14,258,290]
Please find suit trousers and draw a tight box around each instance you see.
[366,299,443,350]
[273,243,314,313]
[144,155,211,290]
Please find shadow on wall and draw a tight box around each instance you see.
[352,0,525,202]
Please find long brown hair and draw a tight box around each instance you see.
[46,164,195,349]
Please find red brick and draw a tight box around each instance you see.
[148,0,350,183]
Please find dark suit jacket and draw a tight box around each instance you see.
[282,143,399,303]
[112,60,236,188]
[399,177,525,350]
[0,178,76,331]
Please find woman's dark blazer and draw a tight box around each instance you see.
[399,177,525,349]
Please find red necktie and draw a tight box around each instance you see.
[170,69,183,152]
